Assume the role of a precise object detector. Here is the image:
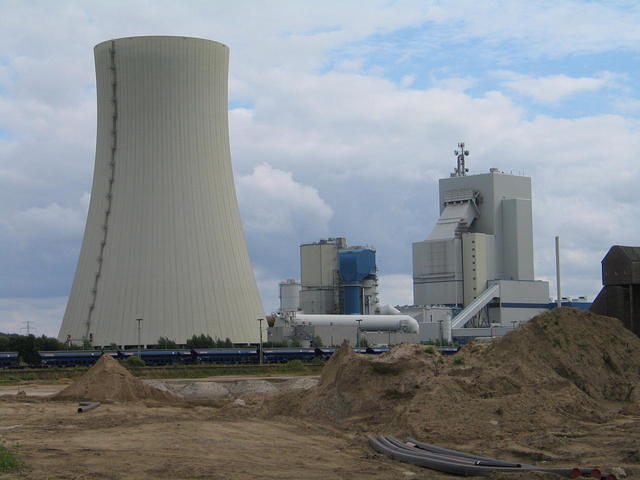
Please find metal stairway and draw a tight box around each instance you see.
[450,283,500,329]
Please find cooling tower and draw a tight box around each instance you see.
[59,36,264,346]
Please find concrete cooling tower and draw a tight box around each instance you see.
[59,36,264,346]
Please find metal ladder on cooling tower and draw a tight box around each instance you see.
[450,283,501,329]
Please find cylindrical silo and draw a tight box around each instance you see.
[58,36,264,346]
[279,279,301,313]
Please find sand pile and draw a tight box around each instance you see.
[266,308,640,443]
[54,354,177,403]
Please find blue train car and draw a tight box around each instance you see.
[0,352,19,368]
[366,347,390,355]
[118,349,191,366]
[38,350,116,367]
[437,346,460,355]
[262,348,318,363]
[316,347,335,361]
[192,348,258,364]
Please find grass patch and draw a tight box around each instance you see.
[423,347,435,355]
[453,357,465,366]
[127,363,322,379]
[0,443,22,473]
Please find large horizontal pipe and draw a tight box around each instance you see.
[293,313,419,333]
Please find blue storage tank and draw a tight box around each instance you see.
[339,249,376,314]
[339,249,376,282]
[343,286,362,314]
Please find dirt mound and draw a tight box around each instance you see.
[54,355,177,403]
[481,308,640,402]
[265,309,640,444]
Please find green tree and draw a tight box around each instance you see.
[186,334,216,348]
[125,355,145,368]
[157,337,177,349]
[0,335,10,351]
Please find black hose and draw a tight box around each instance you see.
[404,436,524,468]
[406,437,523,464]
[385,436,521,468]
[369,436,585,478]
[405,437,608,478]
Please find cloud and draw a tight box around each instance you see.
[496,71,618,103]
[6,201,86,240]
[237,163,333,235]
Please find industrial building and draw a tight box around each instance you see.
[591,245,640,337]
[270,145,553,346]
[59,36,264,347]
[298,238,379,315]
[411,144,550,340]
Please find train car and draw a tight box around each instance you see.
[437,346,460,355]
[261,348,319,364]
[0,352,19,368]
[192,348,259,364]
[37,350,117,367]
[118,349,191,366]
[366,346,390,355]
[315,347,335,361]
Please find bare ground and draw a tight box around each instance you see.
[0,399,425,480]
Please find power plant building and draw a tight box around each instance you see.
[299,238,379,315]
[59,36,264,347]
[412,146,549,332]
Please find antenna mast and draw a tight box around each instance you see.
[452,142,469,177]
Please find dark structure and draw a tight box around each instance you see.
[590,245,640,337]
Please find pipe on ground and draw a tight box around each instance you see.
[77,402,101,413]
[369,436,613,479]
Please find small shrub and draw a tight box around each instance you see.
[424,346,435,355]
[284,360,304,371]
[0,444,21,473]
[453,356,465,366]
[125,355,145,368]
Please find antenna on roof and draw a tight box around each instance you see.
[452,142,469,177]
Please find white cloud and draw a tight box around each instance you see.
[7,201,86,240]
[237,163,333,235]
[496,71,618,103]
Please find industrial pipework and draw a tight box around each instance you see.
[292,313,419,333]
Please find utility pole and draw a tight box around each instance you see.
[21,321,35,336]
[136,318,143,357]
[257,318,264,364]
[356,319,363,348]
[555,236,562,309]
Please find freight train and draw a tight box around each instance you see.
[0,345,459,369]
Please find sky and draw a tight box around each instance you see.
[1,0,639,337]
